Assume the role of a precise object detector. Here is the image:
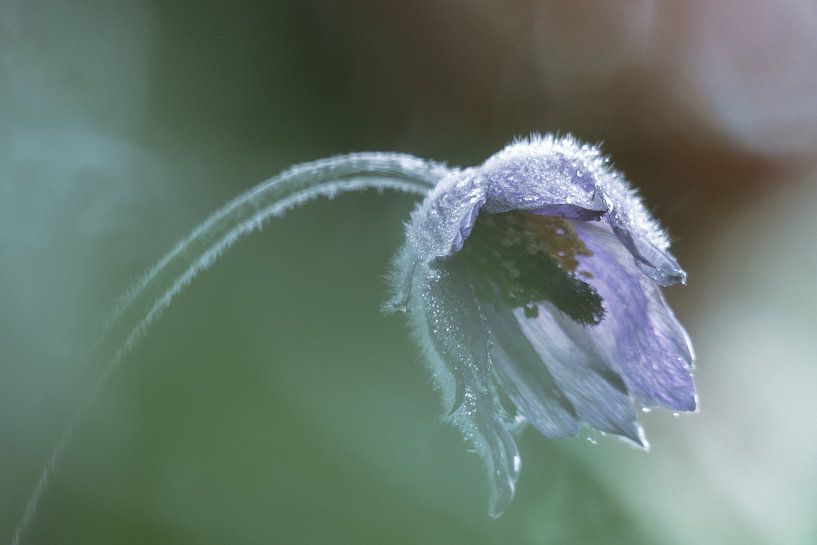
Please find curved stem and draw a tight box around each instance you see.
[11,152,448,545]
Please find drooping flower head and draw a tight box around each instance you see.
[387,134,697,515]
[12,137,697,545]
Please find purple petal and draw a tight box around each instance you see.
[529,203,607,221]
[574,222,697,411]
[407,169,486,263]
[513,303,646,446]
[596,171,687,287]
[607,212,687,286]
[480,138,609,218]
[407,262,520,515]
[483,305,580,438]
[477,135,687,287]
[408,136,620,266]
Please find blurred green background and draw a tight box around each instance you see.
[2,1,816,544]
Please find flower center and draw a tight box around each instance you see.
[452,211,605,324]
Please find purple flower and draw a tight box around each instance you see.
[387,135,697,515]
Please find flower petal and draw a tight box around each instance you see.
[405,259,520,515]
[483,304,580,438]
[597,172,687,286]
[478,135,687,286]
[513,303,647,446]
[480,137,609,219]
[407,168,486,264]
[574,222,697,411]
[408,136,622,266]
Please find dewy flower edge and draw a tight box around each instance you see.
[387,134,697,515]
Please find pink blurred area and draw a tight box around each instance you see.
[335,0,817,174]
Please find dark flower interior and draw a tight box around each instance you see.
[450,211,605,325]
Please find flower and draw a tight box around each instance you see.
[386,134,697,515]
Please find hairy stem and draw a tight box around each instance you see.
[11,152,447,545]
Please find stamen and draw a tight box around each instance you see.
[452,211,605,325]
